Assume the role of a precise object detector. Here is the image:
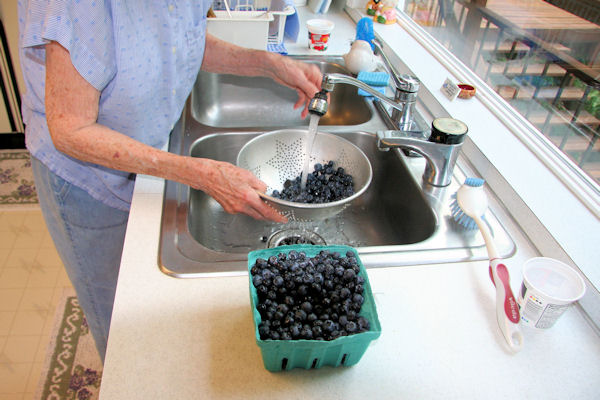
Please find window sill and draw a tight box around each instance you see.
[344,7,600,321]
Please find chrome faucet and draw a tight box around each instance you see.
[308,40,468,187]
[371,38,421,130]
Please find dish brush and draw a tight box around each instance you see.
[451,177,524,352]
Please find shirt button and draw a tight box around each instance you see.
[172,46,176,54]
[168,4,174,12]
[172,89,176,95]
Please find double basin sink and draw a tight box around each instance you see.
[159,56,514,277]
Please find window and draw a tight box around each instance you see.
[401,0,600,187]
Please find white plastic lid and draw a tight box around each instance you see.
[523,257,586,302]
[306,19,335,35]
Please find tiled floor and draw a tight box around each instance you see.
[0,209,73,400]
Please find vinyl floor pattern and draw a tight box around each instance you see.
[0,209,73,400]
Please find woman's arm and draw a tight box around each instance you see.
[201,34,322,117]
[45,40,286,222]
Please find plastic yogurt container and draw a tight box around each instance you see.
[306,19,334,51]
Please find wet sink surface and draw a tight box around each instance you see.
[159,56,515,277]
[188,131,436,252]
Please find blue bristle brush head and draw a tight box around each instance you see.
[450,177,486,230]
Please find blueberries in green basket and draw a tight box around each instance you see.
[251,249,371,341]
[270,161,355,203]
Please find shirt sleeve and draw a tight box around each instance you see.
[20,0,117,91]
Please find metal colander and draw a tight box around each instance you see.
[237,129,372,221]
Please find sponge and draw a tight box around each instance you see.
[356,71,389,97]
[357,71,389,86]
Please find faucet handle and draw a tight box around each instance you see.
[428,117,468,144]
[371,38,420,93]
[396,74,420,93]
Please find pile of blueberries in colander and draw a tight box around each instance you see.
[271,161,355,203]
[251,249,371,341]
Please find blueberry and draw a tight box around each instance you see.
[290,323,302,338]
[345,321,358,333]
[298,284,308,296]
[312,325,323,337]
[323,319,336,333]
[339,315,349,326]
[281,331,292,340]
[301,326,313,339]
[252,275,263,287]
[357,316,370,330]
[273,311,284,321]
[276,304,289,314]
[353,293,364,306]
[343,269,356,281]
[330,330,341,340]
[294,309,307,321]
[273,275,284,287]
[301,301,313,313]
[258,323,270,338]
[340,287,351,299]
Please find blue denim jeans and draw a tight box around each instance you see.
[31,157,129,362]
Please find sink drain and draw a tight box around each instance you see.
[267,229,326,248]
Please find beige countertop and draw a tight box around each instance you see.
[99,175,600,399]
[99,8,600,399]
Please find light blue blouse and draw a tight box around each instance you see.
[18,0,212,211]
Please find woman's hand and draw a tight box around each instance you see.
[267,56,323,118]
[202,34,323,118]
[186,158,288,223]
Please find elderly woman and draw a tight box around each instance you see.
[18,0,322,362]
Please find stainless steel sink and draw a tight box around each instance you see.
[188,131,436,252]
[159,55,515,277]
[191,59,372,127]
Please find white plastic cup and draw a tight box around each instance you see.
[518,257,586,329]
[306,19,334,51]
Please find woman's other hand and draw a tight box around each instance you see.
[186,158,287,223]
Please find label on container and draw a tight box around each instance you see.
[519,284,571,329]
[441,78,460,101]
[308,32,330,51]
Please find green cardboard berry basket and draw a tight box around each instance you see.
[248,244,381,372]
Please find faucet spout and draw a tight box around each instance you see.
[377,130,463,187]
[321,73,403,112]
